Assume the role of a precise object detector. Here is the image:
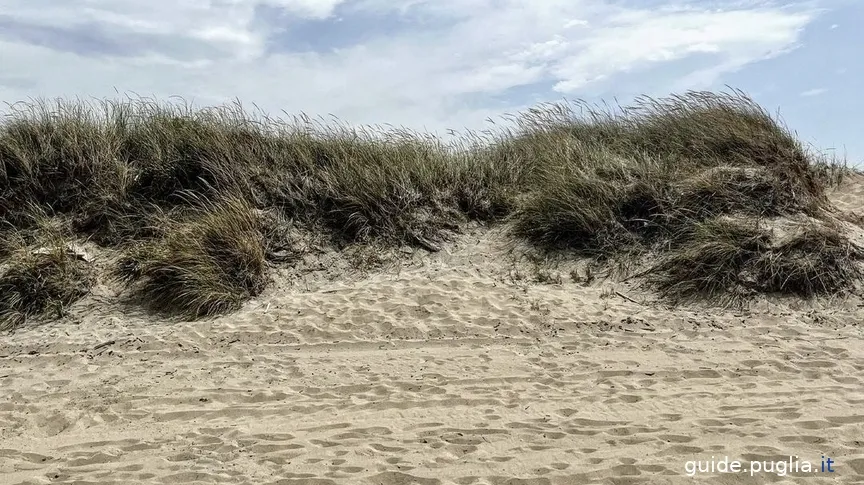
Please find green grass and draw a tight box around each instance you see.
[0,89,860,326]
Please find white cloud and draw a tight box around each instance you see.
[0,1,821,134]
[800,87,827,96]
[553,8,812,92]
[269,0,347,18]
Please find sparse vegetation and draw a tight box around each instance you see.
[0,89,860,326]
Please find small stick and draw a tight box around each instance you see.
[93,340,116,351]
[615,291,640,304]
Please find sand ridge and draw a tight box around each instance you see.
[1,177,864,484]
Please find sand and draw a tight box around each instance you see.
[2,176,864,485]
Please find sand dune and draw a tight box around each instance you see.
[2,176,864,484]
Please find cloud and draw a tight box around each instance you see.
[0,0,822,134]
[800,87,827,96]
[272,0,348,18]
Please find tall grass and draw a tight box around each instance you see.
[646,217,863,305]
[504,91,830,246]
[0,89,859,323]
[0,231,93,330]
[115,197,268,318]
[496,90,858,303]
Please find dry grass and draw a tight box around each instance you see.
[504,90,831,252]
[0,233,94,330]
[646,217,862,305]
[115,197,268,318]
[756,222,863,297]
[646,217,773,305]
[0,89,860,324]
[494,90,860,303]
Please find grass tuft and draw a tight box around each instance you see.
[646,217,862,305]
[756,222,863,297]
[116,197,268,318]
[646,217,772,305]
[0,234,93,330]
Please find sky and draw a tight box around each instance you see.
[0,0,861,164]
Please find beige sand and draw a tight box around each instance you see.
[2,176,864,484]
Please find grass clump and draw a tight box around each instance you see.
[511,144,641,253]
[309,132,463,248]
[672,165,805,219]
[0,99,514,251]
[505,90,828,251]
[0,235,94,330]
[646,217,772,304]
[755,222,863,297]
[646,217,863,305]
[499,89,860,303]
[116,198,268,318]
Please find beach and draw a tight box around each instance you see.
[2,176,863,484]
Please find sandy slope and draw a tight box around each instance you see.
[2,176,864,485]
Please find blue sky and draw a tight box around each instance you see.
[0,0,861,164]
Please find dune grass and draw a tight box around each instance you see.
[645,217,862,305]
[0,89,860,326]
[757,221,863,297]
[115,197,268,319]
[505,90,831,251]
[0,232,94,330]
[497,91,860,305]
[646,217,772,304]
